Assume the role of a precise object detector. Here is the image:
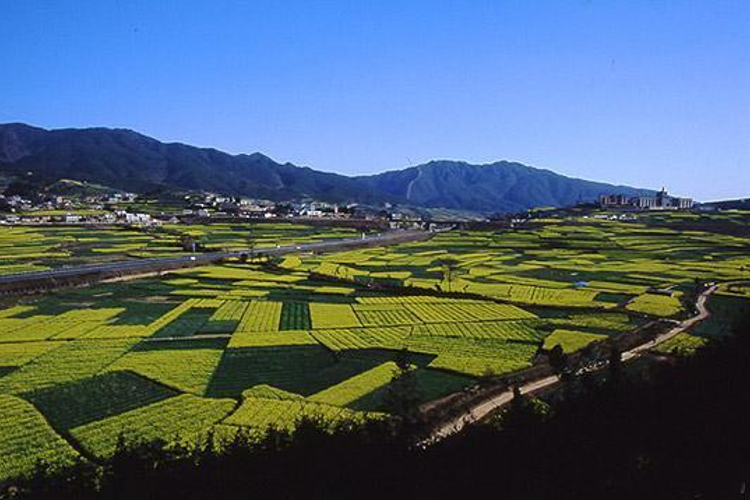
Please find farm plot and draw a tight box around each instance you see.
[228,330,317,349]
[0,308,123,342]
[280,302,311,330]
[107,340,227,395]
[200,300,248,333]
[0,341,62,370]
[311,326,411,352]
[0,395,80,482]
[236,301,283,332]
[0,213,746,480]
[150,310,214,338]
[309,362,398,406]
[222,392,368,434]
[309,303,361,329]
[405,336,539,376]
[654,333,708,356]
[405,302,536,323]
[542,329,608,353]
[692,294,750,338]
[207,344,343,397]
[465,283,606,308]
[354,307,421,327]
[349,368,474,412]
[412,320,545,342]
[69,394,235,459]
[549,312,636,334]
[626,293,684,318]
[0,338,140,394]
[23,371,177,430]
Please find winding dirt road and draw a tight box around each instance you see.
[425,283,722,443]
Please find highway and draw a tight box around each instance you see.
[0,229,430,287]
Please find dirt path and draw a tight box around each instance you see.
[426,375,559,443]
[623,283,717,360]
[424,283,723,443]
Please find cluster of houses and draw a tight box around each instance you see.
[0,209,156,226]
[181,195,363,220]
[599,188,694,211]
[0,190,424,227]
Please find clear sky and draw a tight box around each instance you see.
[1,1,748,201]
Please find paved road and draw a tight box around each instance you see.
[0,229,429,286]
[424,283,724,444]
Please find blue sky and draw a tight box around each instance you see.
[1,1,748,200]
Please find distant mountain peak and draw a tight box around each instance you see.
[357,158,652,213]
[0,122,652,213]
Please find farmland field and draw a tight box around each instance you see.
[0,223,366,274]
[0,212,749,482]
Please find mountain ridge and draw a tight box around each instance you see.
[0,122,653,213]
[356,160,651,213]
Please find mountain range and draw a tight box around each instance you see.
[0,123,652,213]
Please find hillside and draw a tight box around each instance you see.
[0,123,387,204]
[701,198,750,210]
[0,123,651,213]
[358,160,652,213]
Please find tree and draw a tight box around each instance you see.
[438,258,460,292]
[244,231,256,259]
[548,344,569,375]
[607,346,622,387]
[179,233,197,252]
[498,386,550,432]
[383,349,422,438]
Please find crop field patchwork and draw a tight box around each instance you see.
[0,395,81,482]
[69,394,236,459]
[0,213,749,481]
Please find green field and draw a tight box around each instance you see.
[0,223,366,274]
[0,212,749,482]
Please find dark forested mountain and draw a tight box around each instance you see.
[357,160,652,213]
[0,123,651,212]
[701,198,750,210]
[0,123,386,204]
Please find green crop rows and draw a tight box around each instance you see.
[0,212,749,481]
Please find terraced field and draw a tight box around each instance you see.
[0,212,748,482]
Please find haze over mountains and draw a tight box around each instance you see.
[0,123,652,213]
